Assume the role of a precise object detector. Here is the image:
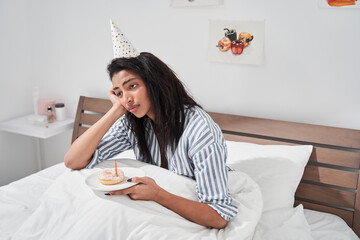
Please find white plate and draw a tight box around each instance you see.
[85,167,146,192]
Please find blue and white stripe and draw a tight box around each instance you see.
[87,106,238,221]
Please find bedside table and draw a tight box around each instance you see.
[0,114,74,170]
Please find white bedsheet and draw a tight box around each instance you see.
[304,209,359,240]
[0,161,358,240]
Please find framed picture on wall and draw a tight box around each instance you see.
[170,0,223,7]
[207,19,265,65]
[318,0,360,8]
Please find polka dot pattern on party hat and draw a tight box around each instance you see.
[110,20,139,58]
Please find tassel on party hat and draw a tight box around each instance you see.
[110,20,139,58]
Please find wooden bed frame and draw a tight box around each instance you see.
[73,96,360,237]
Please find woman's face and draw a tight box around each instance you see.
[112,70,155,121]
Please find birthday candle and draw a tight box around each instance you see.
[115,161,118,175]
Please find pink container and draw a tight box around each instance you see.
[38,99,56,117]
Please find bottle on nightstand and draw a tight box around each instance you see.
[47,106,55,123]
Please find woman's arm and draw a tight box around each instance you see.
[64,91,127,170]
[108,177,228,229]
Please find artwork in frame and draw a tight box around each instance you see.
[170,0,223,8]
[207,19,265,65]
[318,0,360,8]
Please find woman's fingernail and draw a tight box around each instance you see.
[105,193,110,195]
[127,178,132,182]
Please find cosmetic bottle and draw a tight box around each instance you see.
[47,106,55,123]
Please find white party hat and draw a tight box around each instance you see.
[110,20,139,58]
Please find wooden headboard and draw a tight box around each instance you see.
[208,112,360,237]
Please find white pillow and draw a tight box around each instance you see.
[226,141,313,212]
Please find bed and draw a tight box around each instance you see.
[0,96,359,240]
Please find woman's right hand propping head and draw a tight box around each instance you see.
[107,89,127,116]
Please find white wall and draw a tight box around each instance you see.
[1,0,359,186]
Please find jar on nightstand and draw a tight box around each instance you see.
[55,103,66,121]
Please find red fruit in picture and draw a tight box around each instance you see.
[231,40,244,55]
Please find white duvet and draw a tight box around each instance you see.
[10,159,263,240]
[1,158,359,240]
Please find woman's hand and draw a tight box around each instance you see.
[107,176,228,229]
[108,177,162,201]
[107,89,126,114]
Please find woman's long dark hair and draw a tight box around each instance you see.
[107,52,200,165]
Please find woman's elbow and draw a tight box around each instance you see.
[64,154,74,169]
[64,153,83,170]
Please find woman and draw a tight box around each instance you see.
[64,52,238,229]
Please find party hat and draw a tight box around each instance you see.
[110,20,139,58]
